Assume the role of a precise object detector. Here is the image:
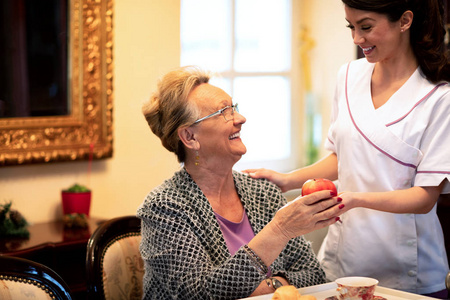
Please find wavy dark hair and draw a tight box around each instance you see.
[342,0,450,83]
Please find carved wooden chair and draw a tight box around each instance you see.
[0,254,73,300]
[86,215,144,300]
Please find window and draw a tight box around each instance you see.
[181,0,302,172]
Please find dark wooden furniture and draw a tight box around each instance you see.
[0,217,104,300]
[86,216,142,300]
[438,194,450,263]
[0,255,74,300]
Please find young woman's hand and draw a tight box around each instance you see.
[243,168,290,192]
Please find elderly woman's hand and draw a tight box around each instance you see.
[271,190,343,240]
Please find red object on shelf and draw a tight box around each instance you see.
[62,191,91,216]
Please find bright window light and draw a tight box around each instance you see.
[181,0,297,171]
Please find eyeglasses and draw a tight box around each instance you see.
[193,103,239,124]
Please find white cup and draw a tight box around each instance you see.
[335,277,379,300]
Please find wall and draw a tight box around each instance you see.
[297,0,355,253]
[302,0,355,157]
[0,0,355,228]
[0,0,181,224]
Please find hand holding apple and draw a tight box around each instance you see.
[301,178,337,196]
[301,178,342,223]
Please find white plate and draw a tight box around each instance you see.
[240,282,439,300]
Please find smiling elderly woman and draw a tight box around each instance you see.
[137,66,344,299]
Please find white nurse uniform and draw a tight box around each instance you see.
[318,58,450,294]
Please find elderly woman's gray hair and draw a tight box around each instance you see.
[142,66,211,162]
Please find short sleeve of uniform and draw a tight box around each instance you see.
[415,84,450,194]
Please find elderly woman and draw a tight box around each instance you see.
[137,66,343,299]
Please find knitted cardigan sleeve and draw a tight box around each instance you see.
[137,169,325,300]
[236,171,326,288]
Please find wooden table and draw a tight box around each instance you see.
[0,217,104,300]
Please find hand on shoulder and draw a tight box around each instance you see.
[242,168,289,192]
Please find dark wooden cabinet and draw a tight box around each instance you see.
[0,218,104,300]
[438,195,450,262]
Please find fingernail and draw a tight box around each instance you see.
[330,191,337,197]
[339,204,345,209]
[337,197,343,202]
[335,217,342,223]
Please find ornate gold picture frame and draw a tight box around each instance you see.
[0,0,113,166]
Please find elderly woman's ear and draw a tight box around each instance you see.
[178,126,200,150]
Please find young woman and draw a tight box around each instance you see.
[245,0,450,297]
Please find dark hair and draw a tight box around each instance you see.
[342,0,450,83]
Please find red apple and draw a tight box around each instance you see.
[301,178,337,196]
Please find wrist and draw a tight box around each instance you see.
[243,244,269,276]
[283,172,298,192]
[266,220,291,244]
[266,277,284,290]
[248,224,290,269]
[273,272,290,286]
[351,191,367,209]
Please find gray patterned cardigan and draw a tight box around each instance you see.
[137,168,325,300]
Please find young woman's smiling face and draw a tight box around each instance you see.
[345,5,405,64]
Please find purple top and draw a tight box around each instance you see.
[214,210,255,256]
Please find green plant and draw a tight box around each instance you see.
[0,202,29,238]
[64,183,90,193]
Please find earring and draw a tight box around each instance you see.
[195,151,200,166]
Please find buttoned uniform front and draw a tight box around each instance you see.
[137,169,325,300]
[318,58,450,295]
